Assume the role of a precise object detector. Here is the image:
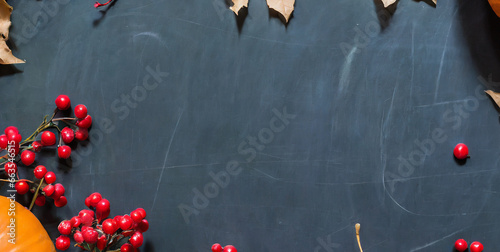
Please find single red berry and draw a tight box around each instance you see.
[58,145,72,159]
[61,127,74,144]
[130,210,144,223]
[120,243,134,252]
[129,231,144,248]
[58,220,72,235]
[113,215,123,223]
[97,235,107,250]
[41,131,56,146]
[70,216,82,228]
[4,126,18,137]
[31,141,42,152]
[102,219,118,234]
[119,215,134,230]
[96,198,110,213]
[85,197,92,208]
[34,165,47,179]
[211,243,223,252]
[89,192,102,207]
[77,115,93,129]
[7,133,22,144]
[74,104,88,119]
[35,195,46,206]
[454,239,467,252]
[75,128,89,141]
[470,241,483,252]
[43,184,55,196]
[79,210,95,226]
[55,196,67,207]
[135,208,146,219]
[44,171,57,184]
[82,227,99,244]
[74,230,84,243]
[55,95,71,110]
[20,150,35,166]
[136,219,149,233]
[5,162,17,176]
[454,143,469,159]
[12,143,20,155]
[53,183,65,199]
[223,245,237,252]
[55,235,71,250]
[0,135,8,149]
[15,181,29,194]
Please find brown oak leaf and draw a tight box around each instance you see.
[485,90,500,108]
[266,0,295,23]
[0,0,24,64]
[230,0,248,15]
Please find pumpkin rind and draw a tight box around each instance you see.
[0,195,55,252]
[490,0,500,17]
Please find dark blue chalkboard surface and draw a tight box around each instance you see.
[2,0,500,251]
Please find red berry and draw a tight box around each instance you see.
[85,197,92,208]
[5,162,17,176]
[223,245,237,252]
[135,208,146,219]
[113,215,123,223]
[53,183,65,199]
[130,210,144,223]
[15,181,29,194]
[58,146,72,159]
[7,133,22,144]
[20,150,35,166]
[55,95,71,110]
[454,143,469,159]
[97,235,107,250]
[75,128,89,141]
[61,127,74,144]
[470,241,483,252]
[129,231,143,248]
[44,171,56,184]
[70,216,82,227]
[34,195,46,206]
[79,210,95,226]
[74,231,84,243]
[82,227,99,244]
[0,135,8,149]
[58,220,72,235]
[102,219,118,234]
[89,192,102,207]
[136,219,149,233]
[119,215,133,230]
[77,115,93,129]
[211,243,223,252]
[4,126,18,137]
[34,165,47,179]
[55,196,67,207]
[121,243,134,252]
[32,141,42,152]
[74,104,88,119]
[41,131,56,146]
[55,235,71,250]
[96,199,110,213]
[43,184,55,196]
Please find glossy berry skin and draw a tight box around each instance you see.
[55,196,68,207]
[34,165,47,179]
[454,143,469,159]
[130,210,144,223]
[136,219,149,233]
[75,128,89,141]
[31,141,42,152]
[0,135,8,149]
[77,115,93,129]
[61,127,74,144]
[211,243,223,252]
[70,216,82,228]
[7,133,22,144]
[129,231,144,248]
[223,245,237,252]
[43,184,55,196]
[58,146,72,159]
[79,210,95,226]
[96,199,110,213]
[41,131,56,146]
[5,162,17,176]
[454,239,467,252]
[4,126,18,137]
[102,219,118,234]
[119,215,134,230]
[135,208,147,219]
[97,235,107,250]
[53,183,65,199]
[470,241,483,252]
[35,195,46,206]
[21,150,35,166]
[74,104,88,119]
[73,231,84,243]
[55,95,71,110]
[82,227,99,244]
[55,235,71,250]
[120,243,134,252]
[15,181,29,194]
[44,171,57,184]
[89,193,102,207]
[58,220,72,235]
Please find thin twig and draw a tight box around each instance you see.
[356,223,363,252]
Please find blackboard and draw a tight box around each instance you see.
[2,0,500,251]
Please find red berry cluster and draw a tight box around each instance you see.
[35,166,67,207]
[56,192,149,252]
[454,239,483,252]
[211,243,237,252]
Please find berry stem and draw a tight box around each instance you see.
[29,177,44,211]
[355,223,363,252]
[51,117,76,122]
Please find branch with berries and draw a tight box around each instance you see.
[0,94,92,210]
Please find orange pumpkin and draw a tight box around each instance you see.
[490,0,500,17]
[0,195,55,252]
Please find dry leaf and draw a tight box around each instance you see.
[229,0,248,15]
[0,0,24,64]
[266,0,295,23]
[381,0,397,8]
[486,90,500,108]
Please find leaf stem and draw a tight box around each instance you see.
[29,177,44,211]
